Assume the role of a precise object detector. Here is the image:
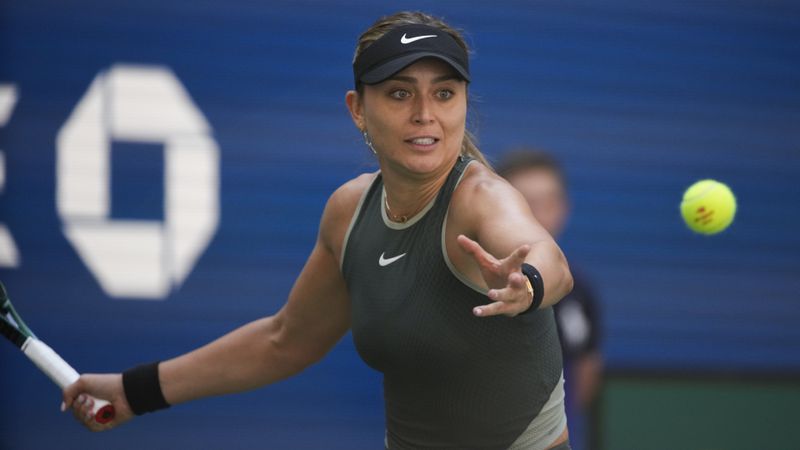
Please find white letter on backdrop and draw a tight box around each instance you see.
[0,84,20,268]
[56,65,219,299]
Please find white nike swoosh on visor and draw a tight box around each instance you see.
[378,252,407,266]
[400,33,437,44]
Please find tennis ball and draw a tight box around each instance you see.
[680,179,737,235]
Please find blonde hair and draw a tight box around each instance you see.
[353,11,491,169]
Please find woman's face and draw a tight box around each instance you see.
[350,58,467,177]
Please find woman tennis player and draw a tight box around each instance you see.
[64,11,574,450]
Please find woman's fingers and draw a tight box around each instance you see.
[473,272,532,317]
[63,374,131,432]
[61,375,86,411]
[456,234,498,268]
[68,394,103,431]
[457,235,534,316]
[508,244,531,267]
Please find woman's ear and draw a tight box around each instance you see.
[345,90,365,130]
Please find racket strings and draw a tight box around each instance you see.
[1,298,36,338]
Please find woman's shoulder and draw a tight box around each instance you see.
[454,160,521,210]
[319,171,379,253]
[448,160,532,234]
[329,171,379,212]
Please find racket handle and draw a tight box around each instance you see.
[22,338,116,424]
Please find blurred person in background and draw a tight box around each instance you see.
[497,150,603,450]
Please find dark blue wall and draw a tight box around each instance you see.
[1,1,798,449]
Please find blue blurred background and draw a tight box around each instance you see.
[1,1,799,449]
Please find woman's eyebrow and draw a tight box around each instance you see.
[386,74,462,84]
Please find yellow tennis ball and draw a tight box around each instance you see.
[680,179,737,235]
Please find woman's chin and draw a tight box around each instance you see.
[397,154,458,178]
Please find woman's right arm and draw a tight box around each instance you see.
[158,230,353,404]
[63,175,372,430]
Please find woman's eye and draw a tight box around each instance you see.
[436,89,454,100]
[390,89,411,99]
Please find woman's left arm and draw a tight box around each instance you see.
[451,166,573,316]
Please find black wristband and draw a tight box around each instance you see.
[122,361,171,415]
[518,263,544,315]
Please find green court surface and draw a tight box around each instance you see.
[600,375,800,450]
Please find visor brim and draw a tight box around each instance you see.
[359,52,470,85]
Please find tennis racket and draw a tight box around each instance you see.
[0,281,115,424]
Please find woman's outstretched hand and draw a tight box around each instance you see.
[457,234,534,317]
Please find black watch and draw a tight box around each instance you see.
[519,263,544,315]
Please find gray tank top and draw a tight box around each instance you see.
[341,157,563,449]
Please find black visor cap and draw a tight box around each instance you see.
[353,24,470,87]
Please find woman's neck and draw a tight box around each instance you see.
[380,158,457,222]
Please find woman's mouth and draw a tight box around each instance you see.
[406,136,439,148]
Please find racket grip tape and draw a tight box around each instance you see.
[22,338,116,424]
